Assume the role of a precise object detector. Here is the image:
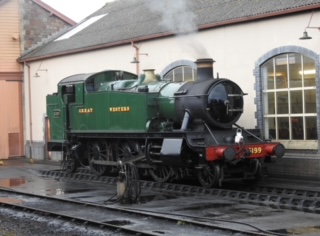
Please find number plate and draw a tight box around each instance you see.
[53,110,60,118]
[249,146,263,154]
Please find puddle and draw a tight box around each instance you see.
[0,197,24,204]
[286,226,320,235]
[63,188,95,194]
[103,220,132,226]
[138,194,177,204]
[69,196,93,199]
[152,231,165,234]
[45,188,96,196]
[177,202,234,211]
[44,188,65,196]
[44,188,95,196]
[203,212,224,217]
[0,178,26,188]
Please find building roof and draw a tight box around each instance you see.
[32,0,76,26]
[19,0,320,62]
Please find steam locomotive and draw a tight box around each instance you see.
[46,58,285,188]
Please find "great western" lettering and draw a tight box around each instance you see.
[79,108,93,114]
[109,106,130,112]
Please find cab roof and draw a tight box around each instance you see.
[58,70,137,85]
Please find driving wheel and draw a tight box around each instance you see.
[197,163,220,188]
[87,141,111,176]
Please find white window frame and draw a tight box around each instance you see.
[262,53,317,149]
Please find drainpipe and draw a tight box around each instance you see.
[25,62,33,163]
[131,41,140,75]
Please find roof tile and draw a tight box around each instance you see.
[19,0,320,61]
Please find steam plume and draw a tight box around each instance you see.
[145,0,209,58]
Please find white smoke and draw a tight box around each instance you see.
[145,0,209,58]
[145,0,197,33]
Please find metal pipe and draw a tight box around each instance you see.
[25,62,33,161]
[204,122,218,144]
[181,111,190,131]
[131,41,140,75]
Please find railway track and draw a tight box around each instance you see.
[0,187,269,236]
[40,169,320,214]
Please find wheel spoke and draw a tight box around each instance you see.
[116,140,141,161]
[149,164,173,183]
[197,164,220,188]
[88,141,110,176]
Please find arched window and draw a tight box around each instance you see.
[161,60,197,82]
[163,65,196,82]
[261,53,317,141]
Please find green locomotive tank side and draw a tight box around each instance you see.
[69,91,159,132]
[46,71,139,149]
[46,69,187,145]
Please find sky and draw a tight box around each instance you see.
[41,0,114,22]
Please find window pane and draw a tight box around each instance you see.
[276,91,288,114]
[275,55,288,89]
[266,92,275,114]
[290,90,303,114]
[194,69,198,81]
[304,74,316,87]
[164,70,174,81]
[291,117,303,140]
[278,117,289,139]
[164,66,195,82]
[261,59,274,89]
[288,54,302,88]
[268,117,276,139]
[305,89,316,113]
[306,117,317,140]
[303,56,316,87]
[174,67,183,82]
[183,67,193,81]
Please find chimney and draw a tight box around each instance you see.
[195,58,215,82]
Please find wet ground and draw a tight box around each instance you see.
[1,158,320,235]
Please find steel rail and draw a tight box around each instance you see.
[39,169,320,214]
[0,187,262,236]
[0,193,156,236]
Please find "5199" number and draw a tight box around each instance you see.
[249,147,262,154]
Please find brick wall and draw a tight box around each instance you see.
[263,154,320,180]
[20,0,72,53]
